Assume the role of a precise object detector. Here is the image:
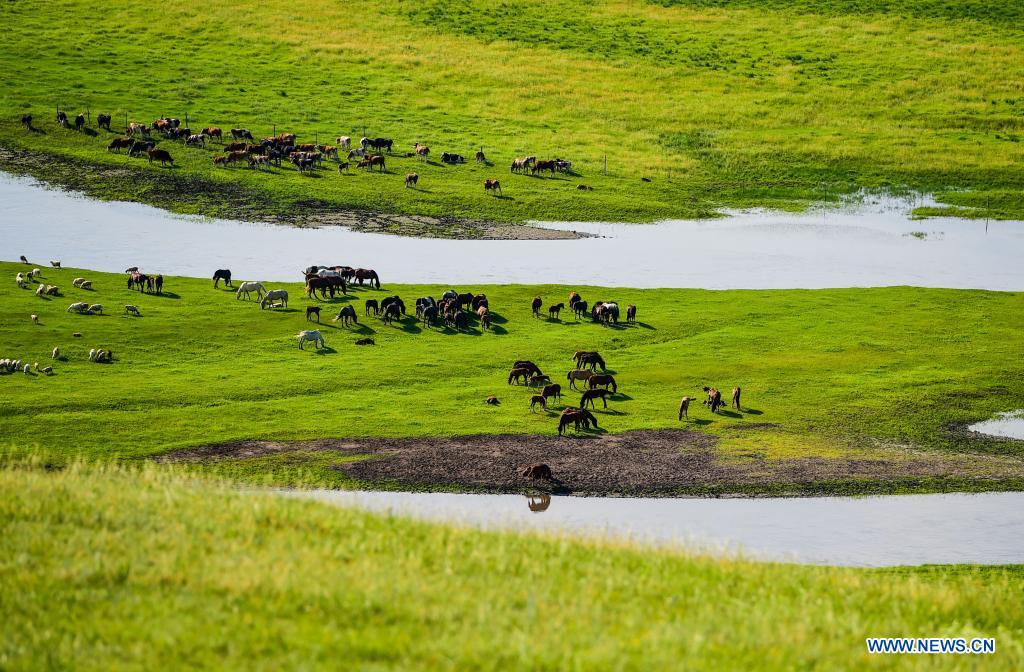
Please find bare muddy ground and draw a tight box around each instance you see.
[159,430,1024,496]
[0,146,580,240]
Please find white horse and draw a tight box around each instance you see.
[336,136,351,149]
[260,289,289,309]
[236,282,266,301]
[317,269,344,279]
[297,330,324,350]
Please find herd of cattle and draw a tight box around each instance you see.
[30,111,583,193]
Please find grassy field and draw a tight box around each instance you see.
[2,262,1023,493]
[1,459,1022,670]
[0,0,1022,231]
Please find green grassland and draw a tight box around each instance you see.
[2,459,1022,670]
[0,0,1022,230]
[2,262,1023,492]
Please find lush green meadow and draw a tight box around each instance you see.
[0,0,1022,229]
[1,459,1021,670]
[2,262,1023,492]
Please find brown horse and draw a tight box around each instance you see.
[529,395,547,413]
[484,179,502,196]
[354,268,381,289]
[541,383,561,402]
[588,374,617,393]
[530,374,551,387]
[475,150,486,163]
[703,386,724,413]
[513,361,543,377]
[626,304,637,323]
[678,396,694,420]
[531,296,542,317]
[732,386,742,410]
[508,367,531,385]
[566,369,593,390]
[580,389,612,409]
[548,303,564,320]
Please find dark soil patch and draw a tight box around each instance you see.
[159,429,1003,497]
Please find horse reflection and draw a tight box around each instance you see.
[527,495,551,513]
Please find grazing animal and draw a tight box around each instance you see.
[382,302,401,325]
[147,148,174,167]
[678,396,694,421]
[529,395,547,413]
[508,367,531,385]
[441,152,465,164]
[576,184,593,191]
[202,127,223,141]
[361,155,386,171]
[16,272,26,288]
[260,289,289,309]
[223,142,247,153]
[365,299,379,316]
[79,280,93,290]
[413,143,430,160]
[52,347,59,360]
[213,269,232,288]
[484,179,502,196]
[296,330,325,350]
[21,114,32,130]
[74,114,85,131]
[475,150,486,163]
[72,277,86,287]
[347,148,367,160]
[541,384,561,402]
[588,374,617,393]
[50,261,61,269]
[566,369,593,390]
[96,113,111,131]
[703,386,724,414]
[124,304,141,316]
[31,314,38,324]
[336,136,351,149]
[354,337,374,345]
[333,305,358,327]
[305,306,321,322]
[231,128,254,141]
[338,162,350,174]
[626,304,637,323]
[548,303,564,320]
[530,374,552,387]
[480,312,492,330]
[580,388,613,409]
[531,296,542,317]
[34,284,46,297]
[354,268,381,289]
[513,361,543,378]
[45,285,60,296]
[520,464,552,480]
[485,395,500,405]
[88,304,103,314]
[127,122,148,137]
[107,137,133,152]
[20,255,28,264]
[573,300,589,320]
[405,172,419,188]
[574,351,606,372]
[66,302,89,314]
[235,282,266,301]
[732,386,742,410]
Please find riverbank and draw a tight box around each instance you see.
[1,461,1021,669]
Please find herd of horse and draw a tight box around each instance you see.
[532,292,636,325]
[38,110,582,196]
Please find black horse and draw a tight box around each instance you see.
[213,269,232,288]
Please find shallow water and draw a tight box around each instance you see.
[3,173,1023,289]
[289,489,1024,567]
[970,410,1024,441]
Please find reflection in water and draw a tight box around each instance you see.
[3,173,1024,289]
[969,410,1024,441]
[527,494,551,513]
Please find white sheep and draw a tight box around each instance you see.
[50,261,61,268]
[72,277,86,287]
[88,304,103,314]
[52,346,60,360]
[31,314,39,324]
[67,302,89,314]
[124,304,140,316]
[80,280,92,290]
[45,285,59,296]
[30,268,41,279]
[24,363,31,375]
[35,284,45,297]
[38,364,53,376]
[88,348,96,361]
[16,272,26,288]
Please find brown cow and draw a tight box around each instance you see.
[358,155,385,171]
[107,137,132,153]
[225,151,249,165]
[296,143,317,152]
[202,127,222,141]
[475,149,486,163]
[223,142,247,153]
[147,148,174,167]
[484,179,502,196]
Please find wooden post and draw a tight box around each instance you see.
[185,113,189,129]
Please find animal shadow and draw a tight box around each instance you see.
[741,408,764,416]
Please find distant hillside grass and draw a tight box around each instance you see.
[0,0,1021,227]
[2,460,1021,670]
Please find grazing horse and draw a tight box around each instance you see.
[382,302,401,325]
[235,281,266,301]
[732,386,742,410]
[97,113,112,131]
[405,172,419,188]
[305,276,340,300]
[508,367,531,385]
[475,150,486,163]
[541,383,561,402]
[573,300,588,320]
[306,306,321,322]
[529,395,547,413]
[365,299,379,315]
[548,303,564,320]
[531,296,542,317]
[472,294,488,311]
[333,305,358,326]
[573,351,606,371]
[484,179,502,196]
[260,289,289,309]
[413,143,430,160]
[354,268,381,289]
[154,274,163,295]
[703,386,724,413]
[296,330,325,350]
[21,114,32,130]
[531,159,556,175]
[513,361,543,378]
[380,296,406,316]
[566,369,593,390]
[626,304,637,323]
[128,272,149,292]
[422,305,438,327]
[588,374,617,393]
[678,396,694,421]
[580,389,612,409]
[530,375,552,387]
